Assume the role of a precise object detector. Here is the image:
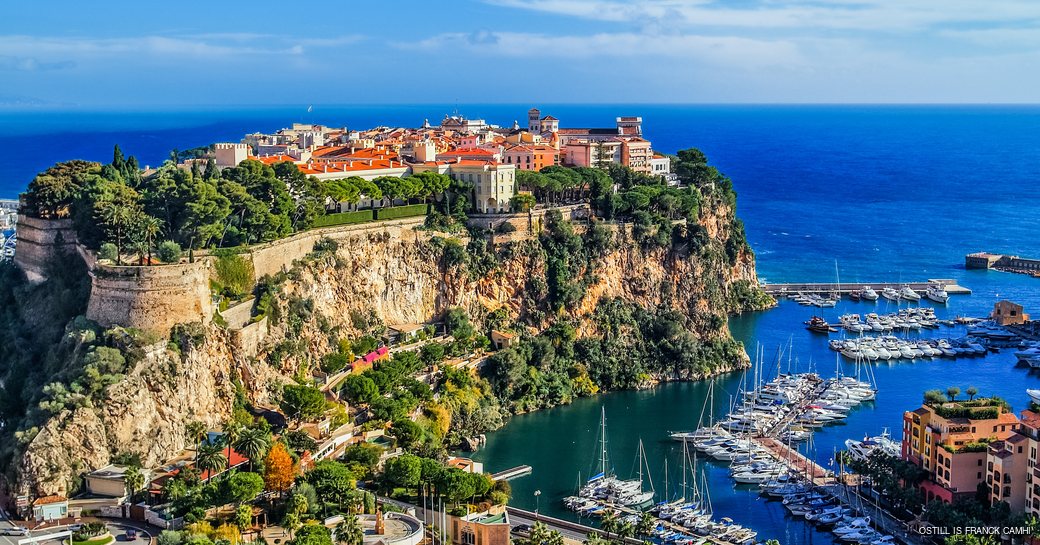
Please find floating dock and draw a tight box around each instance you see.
[760,278,970,296]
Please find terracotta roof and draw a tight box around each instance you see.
[33,495,67,506]
[254,155,297,165]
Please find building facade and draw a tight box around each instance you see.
[448,161,516,213]
[902,399,1020,503]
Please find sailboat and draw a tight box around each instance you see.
[572,407,649,509]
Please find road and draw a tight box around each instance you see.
[0,509,152,545]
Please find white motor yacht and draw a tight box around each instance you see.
[861,286,879,301]
[881,287,900,301]
[925,284,949,304]
[899,285,921,301]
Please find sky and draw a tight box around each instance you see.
[2,0,1039,106]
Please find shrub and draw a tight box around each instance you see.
[157,241,182,263]
[375,204,430,220]
[495,222,517,234]
[98,243,118,261]
[213,251,255,299]
[312,210,373,228]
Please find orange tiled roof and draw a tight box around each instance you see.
[33,495,68,506]
[254,155,297,165]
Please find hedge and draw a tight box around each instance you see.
[313,210,375,227]
[375,204,430,220]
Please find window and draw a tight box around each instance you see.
[978,472,983,479]
[979,459,984,466]
[1005,486,1012,496]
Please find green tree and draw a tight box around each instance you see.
[947,386,962,401]
[290,524,333,545]
[334,515,364,545]
[510,193,536,212]
[419,343,445,368]
[94,182,145,264]
[304,460,356,510]
[288,492,309,516]
[157,241,183,263]
[186,420,207,466]
[181,178,231,251]
[281,384,328,422]
[384,454,422,492]
[235,504,252,530]
[924,389,949,405]
[341,375,379,405]
[226,471,264,504]
[197,442,228,476]
[158,531,183,545]
[521,523,563,545]
[967,386,979,400]
[123,465,145,503]
[234,427,272,471]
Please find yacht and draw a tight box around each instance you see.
[861,286,879,301]
[844,430,899,461]
[925,284,949,304]
[881,287,900,301]
[1028,389,1040,406]
[899,285,921,301]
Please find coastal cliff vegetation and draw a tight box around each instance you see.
[2,146,769,495]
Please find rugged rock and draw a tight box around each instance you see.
[15,202,765,497]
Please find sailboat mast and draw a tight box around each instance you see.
[600,406,608,477]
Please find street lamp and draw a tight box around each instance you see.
[533,490,541,521]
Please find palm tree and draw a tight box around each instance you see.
[234,427,271,471]
[335,515,364,545]
[140,216,162,265]
[123,466,145,504]
[599,509,619,541]
[615,521,634,542]
[635,512,655,537]
[221,420,243,478]
[196,442,228,478]
[185,420,207,466]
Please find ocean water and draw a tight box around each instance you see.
[3,105,1039,544]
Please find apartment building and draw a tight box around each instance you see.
[902,398,1020,504]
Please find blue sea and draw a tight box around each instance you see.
[3,105,1039,544]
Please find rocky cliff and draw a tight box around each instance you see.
[11,200,766,497]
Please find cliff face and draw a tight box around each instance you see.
[15,203,764,497]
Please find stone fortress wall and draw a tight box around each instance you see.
[13,216,80,283]
[85,259,214,332]
[14,206,587,335]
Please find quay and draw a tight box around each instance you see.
[761,278,971,296]
[491,465,533,481]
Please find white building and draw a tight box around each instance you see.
[446,161,516,213]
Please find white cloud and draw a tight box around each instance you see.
[0,33,364,68]
[400,30,803,68]
[485,0,1040,33]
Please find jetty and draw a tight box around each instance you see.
[760,278,971,296]
[491,465,533,481]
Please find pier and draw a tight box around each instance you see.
[491,465,533,481]
[760,278,971,296]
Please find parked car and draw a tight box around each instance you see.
[3,527,30,537]
[125,529,138,540]
[511,524,532,537]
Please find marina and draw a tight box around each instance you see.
[761,279,971,298]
